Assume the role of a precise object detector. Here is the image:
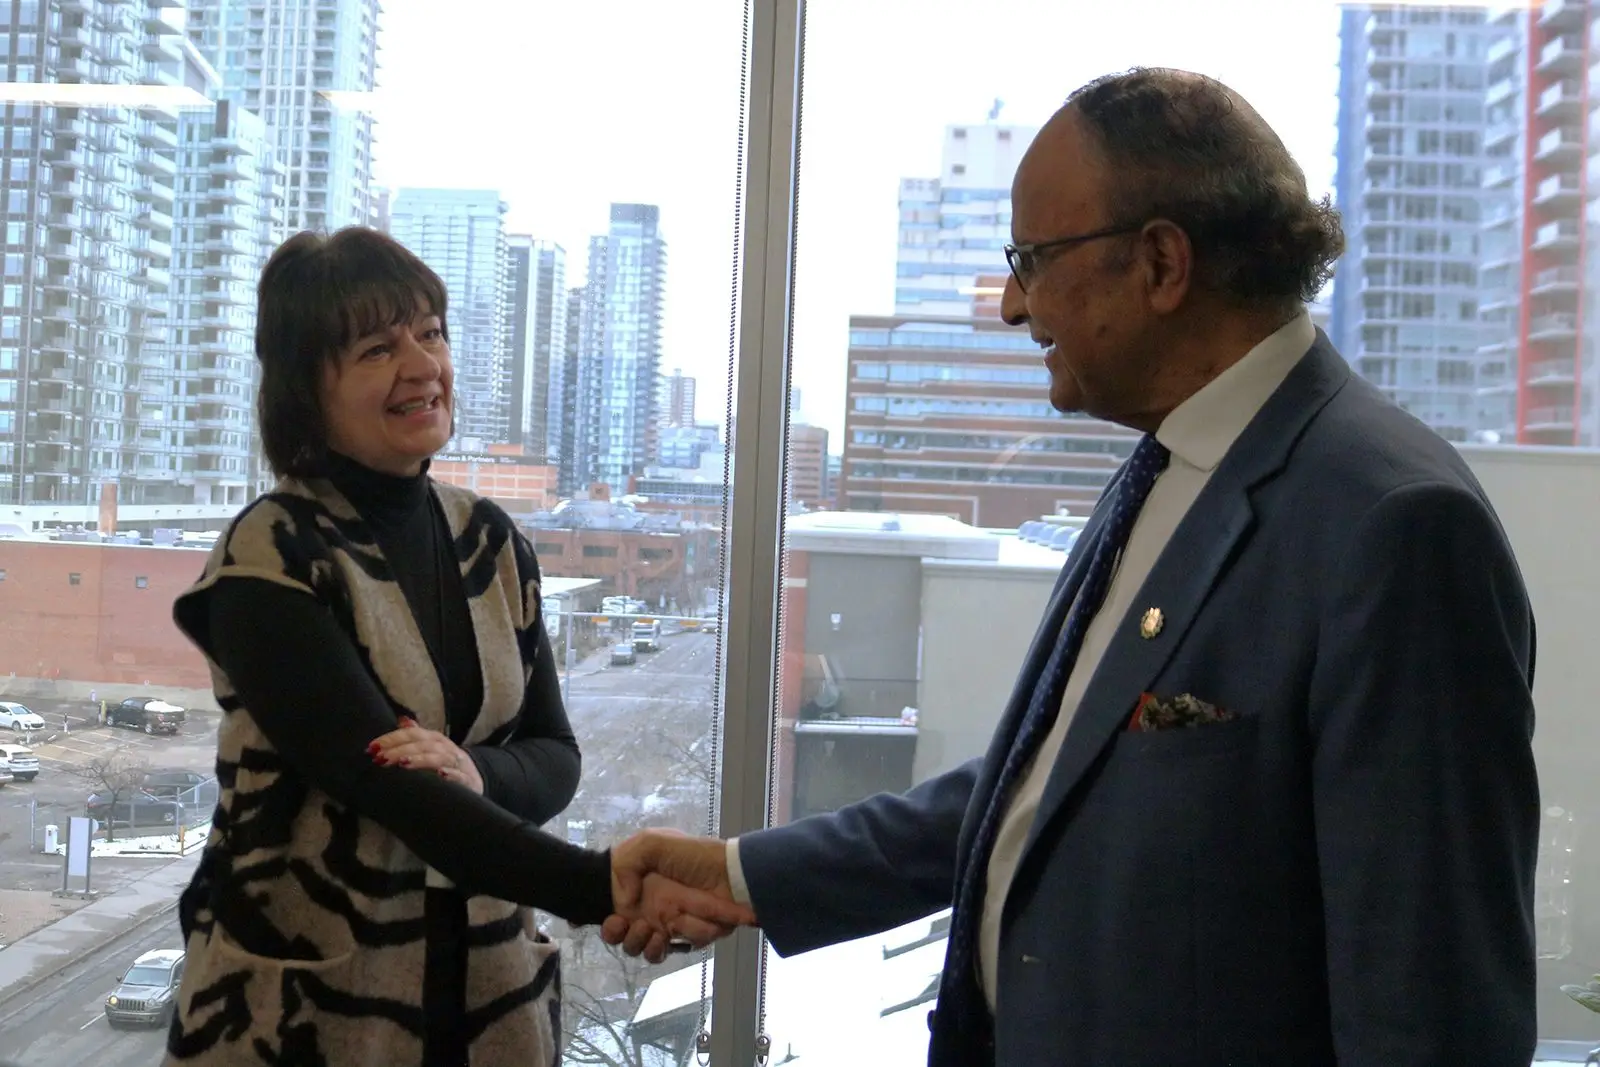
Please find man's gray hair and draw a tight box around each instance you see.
[1066,67,1344,308]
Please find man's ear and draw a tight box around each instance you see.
[1139,220,1193,315]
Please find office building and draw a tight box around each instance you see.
[551,285,583,494]
[842,314,1138,528]
[789,424,828,511]
[654,423,720,471]
[505,236,565,459]
[1330,4,1507,443]
[186,0,379,234]
[896,122,1034,317]
[575,203,666,493]
[388,188,511,446]
[657,368,696,430]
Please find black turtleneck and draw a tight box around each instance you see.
[201,454,612,928]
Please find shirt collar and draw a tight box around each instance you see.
[1155,312,1315,472]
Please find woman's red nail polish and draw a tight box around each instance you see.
[366,742,380,755]
[372,754,386,765]
[398,757,410,767]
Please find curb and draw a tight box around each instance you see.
[0,893,182,1014]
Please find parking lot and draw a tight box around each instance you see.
[0,700,219,899]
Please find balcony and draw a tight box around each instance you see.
[1527,358,1578,384]
[1483,202,1518,230]
[1484,120,1520,150]
[1525,404,1575,431]
[1535,125,1583,164]
[1538,34,1584,76]
[1539,78,1584,118]
[1488,36,1520,65]
[1534,172,1583,207]
[208,158,251,181]
[132,147,176,178]
[136,122,179,150]
[1529,311,1579,340]
[1541,0,1587,31]
[41,239,81,261]
[1533,219,1582,251]
[1531,264,1582,294]
[130,182,175,208]
[1483,161,1517,189]
[1487,76,1519,107]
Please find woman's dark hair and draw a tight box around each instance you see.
[1066,67,1345,309]
[255,226,450,478]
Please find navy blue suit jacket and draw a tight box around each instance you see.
[738,334,1539,1066]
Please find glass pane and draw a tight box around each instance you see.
[0,1,746,1065]
[768,1,1600,1063]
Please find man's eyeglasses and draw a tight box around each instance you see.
[1004,224,1143,293]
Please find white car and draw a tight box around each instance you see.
[0,743,38,781]
[0,702,46,731]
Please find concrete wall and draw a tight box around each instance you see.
[916,558,1056,781]
[803,555,922,720]
[1462,445,1600,1041]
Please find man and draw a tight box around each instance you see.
[609,67,1539,1066]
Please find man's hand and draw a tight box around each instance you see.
[605,829,753,962]
[368,715,484,794]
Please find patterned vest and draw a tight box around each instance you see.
[163,476,560,1067]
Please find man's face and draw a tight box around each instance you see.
[1000,111,1156,422]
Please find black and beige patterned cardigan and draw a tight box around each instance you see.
[162,476,559,1067]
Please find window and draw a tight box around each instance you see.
[0,3,1593,1065]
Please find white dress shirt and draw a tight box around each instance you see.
[727,312,1316,1014]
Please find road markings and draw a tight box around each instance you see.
[80,1013,101,1030]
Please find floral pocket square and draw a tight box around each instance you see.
[1128,692,1236,732]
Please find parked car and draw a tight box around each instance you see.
[0,768,13,787]
[87,769,217,830]
[105,697,184,735]
[610,642,637,666]
[0,742,39,782]
[138,768,212,799]
[104,948,185,1029]
[0,701,45,731]
[87,791,182,830]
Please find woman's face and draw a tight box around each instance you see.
[320,306,454,476]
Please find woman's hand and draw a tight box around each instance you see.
[368,715,484,794]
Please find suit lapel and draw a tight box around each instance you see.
[1016,335,1353,867]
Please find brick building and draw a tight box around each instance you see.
[430,445,558,516]
[0,540,212,690]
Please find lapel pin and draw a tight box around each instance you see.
[1139,607,1164,639]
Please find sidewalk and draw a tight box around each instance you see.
[0,850,199,1004]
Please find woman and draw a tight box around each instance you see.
[163,227,746,1067]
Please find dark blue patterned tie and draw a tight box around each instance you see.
[946,433,1171,997]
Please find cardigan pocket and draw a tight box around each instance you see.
[171,926,425,1067]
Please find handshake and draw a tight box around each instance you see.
[604,828,758,963]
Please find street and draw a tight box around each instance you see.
[0,628,722,1067]
[0,907,183,1067]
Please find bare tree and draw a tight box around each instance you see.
[64,752,148,842]
[559,934,659,1067]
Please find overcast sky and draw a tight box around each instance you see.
[368,0,1356,444]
